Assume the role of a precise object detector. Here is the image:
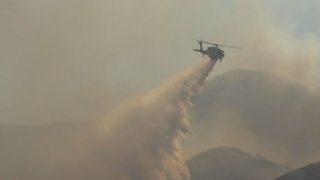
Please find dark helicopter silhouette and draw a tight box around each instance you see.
[193,39,238,62]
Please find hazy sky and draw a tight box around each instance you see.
[265,0,320,35]
[0,0,319,124]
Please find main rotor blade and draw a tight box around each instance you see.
[202,41,239,48]
[217,44,240,48]
[193,39,239,48]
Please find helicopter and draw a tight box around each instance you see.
[193,39,238,62]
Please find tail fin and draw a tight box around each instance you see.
[193,49,202,52]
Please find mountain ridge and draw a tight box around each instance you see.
[187,146,289,180]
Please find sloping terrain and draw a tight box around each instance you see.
[277,162,320,180]
[187,147,288,180]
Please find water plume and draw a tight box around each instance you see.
[98,60,216,180]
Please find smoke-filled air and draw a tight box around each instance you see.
[1,0,320,179]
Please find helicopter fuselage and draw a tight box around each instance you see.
[206,47,225,61]
[193,39,237,62]
[194,46,225,61]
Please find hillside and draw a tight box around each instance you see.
[277,162,320,180]
[187,147,288,180]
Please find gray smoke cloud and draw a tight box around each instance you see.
[97,60,216,180]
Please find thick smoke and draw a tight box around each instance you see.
[97,60,216,180]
